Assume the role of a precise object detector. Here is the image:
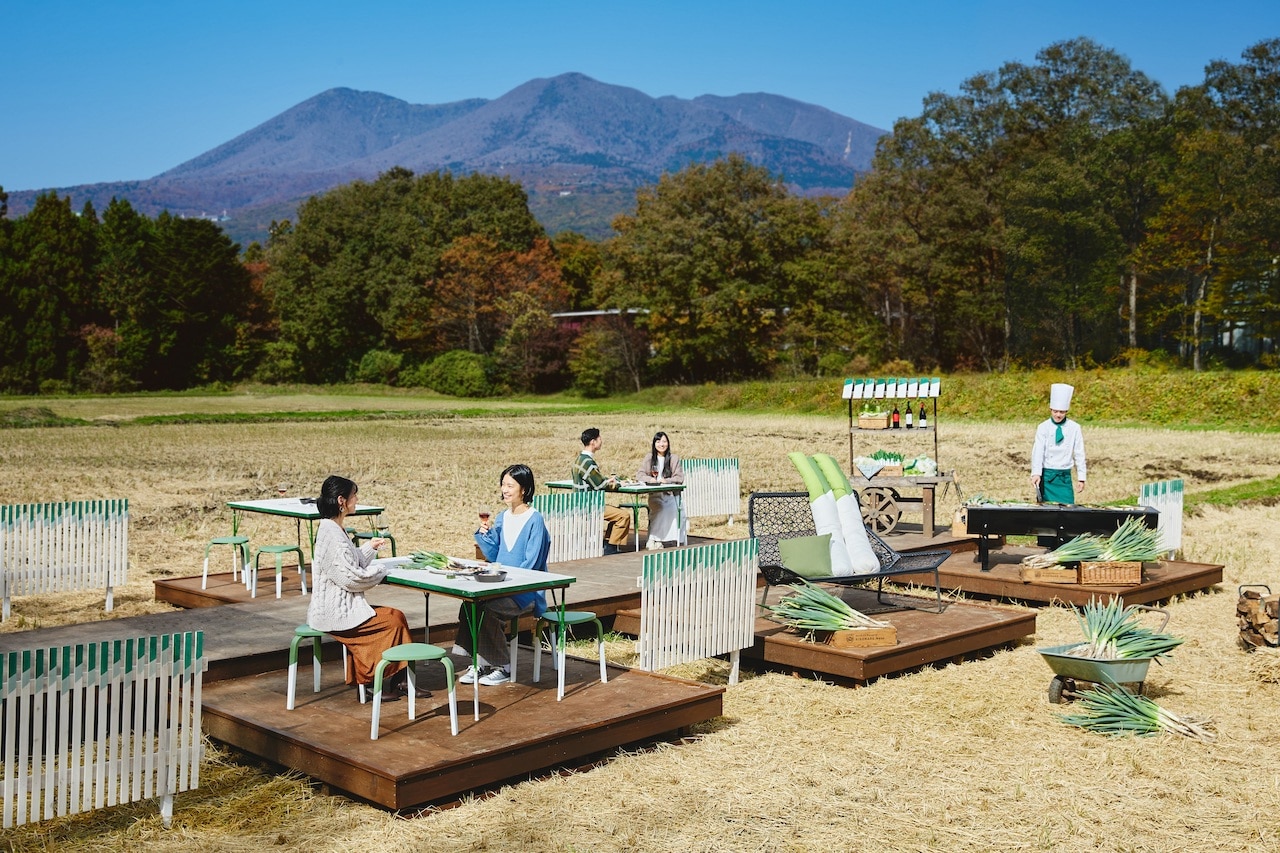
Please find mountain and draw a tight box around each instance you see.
[5,73,886,243]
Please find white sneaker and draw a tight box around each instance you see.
[458,665,479,684]
[478,667,510,686]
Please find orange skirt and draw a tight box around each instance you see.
[328,606,413,685]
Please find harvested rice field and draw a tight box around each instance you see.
[2,401,1279,852]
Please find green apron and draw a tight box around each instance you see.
[1041,468,1075,504]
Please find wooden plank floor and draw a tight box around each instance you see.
[612,587,1038,683]
[202,652,722,810]
[892,543,1224,606]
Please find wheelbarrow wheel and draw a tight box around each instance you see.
[1048,675,1069,704]
[859,487,901,535]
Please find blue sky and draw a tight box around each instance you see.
[4,0,1277,191]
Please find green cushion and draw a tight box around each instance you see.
[778,534,833,579]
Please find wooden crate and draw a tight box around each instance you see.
[875,463,904,477]
[1078,561,1143,585]
[828,625,898,648]
[858,414,890,430]
[1019,567,1079,584]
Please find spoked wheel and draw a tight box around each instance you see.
[859,487,902,535]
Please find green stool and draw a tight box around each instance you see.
[533,610,608,701]
[286,625,367,709]
[617,499,647,551]
[251,544,307,599]
[347,527,397,557]
[370,643,458,739]
[202,535,250,589]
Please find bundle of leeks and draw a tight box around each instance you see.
[760,581,889,635]
[1065,597,1184,661]
[1022,516,1164,569]
[1058,684,1215,742]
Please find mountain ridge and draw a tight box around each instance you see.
[5,73,886,242]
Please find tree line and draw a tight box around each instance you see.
[1,37,1276,396]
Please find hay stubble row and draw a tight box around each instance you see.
[2,408,1279,851]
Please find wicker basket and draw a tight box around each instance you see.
[1078,560,1143,585]
[858,414,890,430]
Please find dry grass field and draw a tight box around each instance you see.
[2,404,1279,851]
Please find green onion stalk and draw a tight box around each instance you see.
[405,550,449,570]
[1021,534,1105,569]
[1097,517,1165,562]
[1058,685,1215,742]
[760,581,889,636]
[1067,597,1184,661]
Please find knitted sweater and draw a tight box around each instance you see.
[305,518,386,632]
[473,507,551,616]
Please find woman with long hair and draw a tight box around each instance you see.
[635,431,685,549]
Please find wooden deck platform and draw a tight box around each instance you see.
[202,652,722,810]
[893,542,1224,606]
[612,587,1038,683]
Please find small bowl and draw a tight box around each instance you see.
[475,570,507,583]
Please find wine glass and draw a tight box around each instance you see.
[478,508,492,529]
[649,468,659,484]
[276,483,288,498]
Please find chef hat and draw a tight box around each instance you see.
[1049,383,1074,410]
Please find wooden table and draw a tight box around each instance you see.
[226,497,385,561]
[381,559,576,720]
[544,480,687,551]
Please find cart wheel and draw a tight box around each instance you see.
[1048,676,1068,704]
[859,487,901,534]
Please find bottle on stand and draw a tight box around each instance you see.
[905,403,914,429]
[918,403,928,430]
[891,404,901,429]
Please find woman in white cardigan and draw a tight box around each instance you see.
[306,475,415,700]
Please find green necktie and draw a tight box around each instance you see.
[1055,423,1064,444]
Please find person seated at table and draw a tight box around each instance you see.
[306,475,418,701]
[456,463,551,686]
[571,427,633,555]
[635,430,685,550]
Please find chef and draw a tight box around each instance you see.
[1030,383,1087,505]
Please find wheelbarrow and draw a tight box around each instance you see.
[1038,606,1169,704]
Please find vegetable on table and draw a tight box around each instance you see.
[404,550,449,570]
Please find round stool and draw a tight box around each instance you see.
[202,535,250,589]
[533,610,608,700]
[251,544,307,599]
[370,643,458,739]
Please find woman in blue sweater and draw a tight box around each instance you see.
[455,463,551,686]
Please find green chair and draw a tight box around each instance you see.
[250,544,307,599]
[286,624,366,710]
[533,610,608,700]
[370,643,458,739]
[202,535,250,589]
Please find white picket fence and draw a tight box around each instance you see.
[1,631,205,829]
[637,538,758,685]
[1140,478,1184,558]
[682,458,741,526]
[1,500,129,621]
[532,490,605,563]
